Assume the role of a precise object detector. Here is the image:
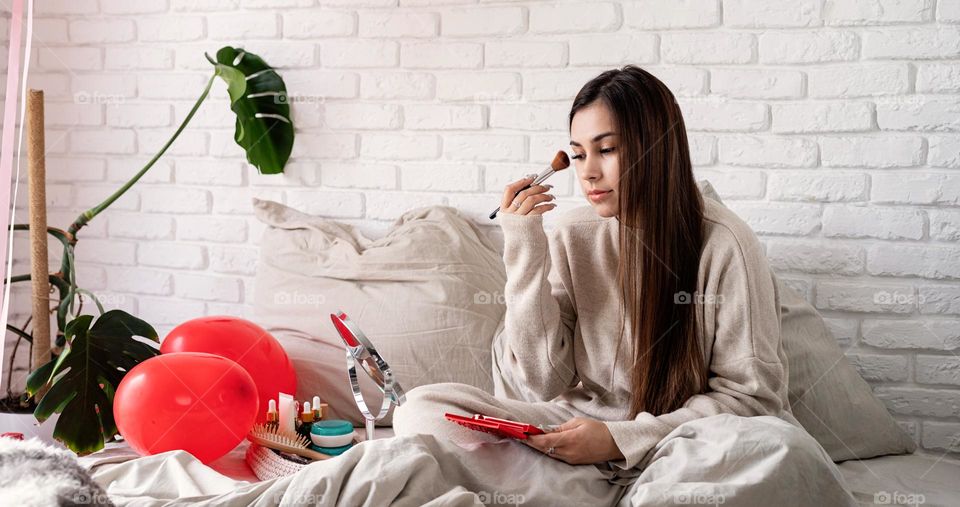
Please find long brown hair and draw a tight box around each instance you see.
[569,65,708,418]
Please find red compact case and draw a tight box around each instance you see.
[444,412,547,440]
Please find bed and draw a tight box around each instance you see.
[77,426,960,507]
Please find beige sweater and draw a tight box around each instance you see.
[493,194,798,473]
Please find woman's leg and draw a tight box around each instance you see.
[617,413,858,507]
[393,382,574,445]
[393,382,627,506]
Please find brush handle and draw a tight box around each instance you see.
[248,434,332,461]
[488,168,555,220]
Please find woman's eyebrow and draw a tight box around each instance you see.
[569,131,618,147]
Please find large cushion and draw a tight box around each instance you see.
[252,199,506,426]
[697,180,916,461]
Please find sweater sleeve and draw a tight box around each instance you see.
[602,232,787,471]
[492,212,579,403]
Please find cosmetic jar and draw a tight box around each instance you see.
[310,419,355,448]
[309,442,353,456]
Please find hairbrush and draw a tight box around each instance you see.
[247,423,332,461]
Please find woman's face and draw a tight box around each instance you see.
[570,101,620,218]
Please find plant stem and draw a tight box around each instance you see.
[10,224,71,247]
[67,73,217,237]
[6,318,33,399]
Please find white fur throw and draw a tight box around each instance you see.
[0,436,114,506]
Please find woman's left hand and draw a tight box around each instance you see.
[522,417,625,465]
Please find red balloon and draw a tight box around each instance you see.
[114,352,258,463]
[160,316,297,424]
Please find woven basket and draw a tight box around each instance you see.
[245,442,309,481]
[244,437,360,481]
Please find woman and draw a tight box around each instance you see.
[393,66,856,506]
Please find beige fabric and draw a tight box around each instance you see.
[80,382,857,506]
[611,414,858,506]
[251,199,506,425]
[395,383,856,506]
[777,280,917,461]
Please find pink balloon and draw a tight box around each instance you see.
[114,352,258,463]
[160,316,297,424]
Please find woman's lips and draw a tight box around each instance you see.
[588,190,612,202]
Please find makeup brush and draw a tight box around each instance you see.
[489,150,570,220]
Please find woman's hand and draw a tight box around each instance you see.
[521,417,625,465]
[500,176,556,216]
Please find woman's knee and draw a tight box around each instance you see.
[753,416,830,463]
[393,384,441,435]
[399,382,472,411]
[392,382,482,436]
[741,416,855,504]
[672,414,833,468]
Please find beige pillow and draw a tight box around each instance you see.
[252,199,506,425]
[697,180,916,461]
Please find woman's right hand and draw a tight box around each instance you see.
[500,176,556,216]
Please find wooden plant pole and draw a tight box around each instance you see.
[27,89,50,395]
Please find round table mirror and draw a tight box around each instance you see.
[330,311,406,441]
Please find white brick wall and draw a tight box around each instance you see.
[2,0,959,456]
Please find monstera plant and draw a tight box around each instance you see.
[4,46,295,455]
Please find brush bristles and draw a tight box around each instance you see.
[249,423,310,449]
[551,150,570,171]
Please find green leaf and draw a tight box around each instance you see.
[25,359,55,395]
[208,46,294,175]
[31,310,160,455]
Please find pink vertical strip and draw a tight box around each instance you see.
[0,0,24,317]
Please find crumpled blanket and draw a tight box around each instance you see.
[85,432,617,507]
[81,413,857,507]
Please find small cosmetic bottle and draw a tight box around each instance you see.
[298,401,315,439]
[266,399,279,430]
[278,393,296,434]
[312,396,322,421]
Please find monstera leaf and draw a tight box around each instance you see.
[25,310,159,455]
[207,46,294,175]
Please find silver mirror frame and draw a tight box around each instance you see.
[331,310,406,441]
